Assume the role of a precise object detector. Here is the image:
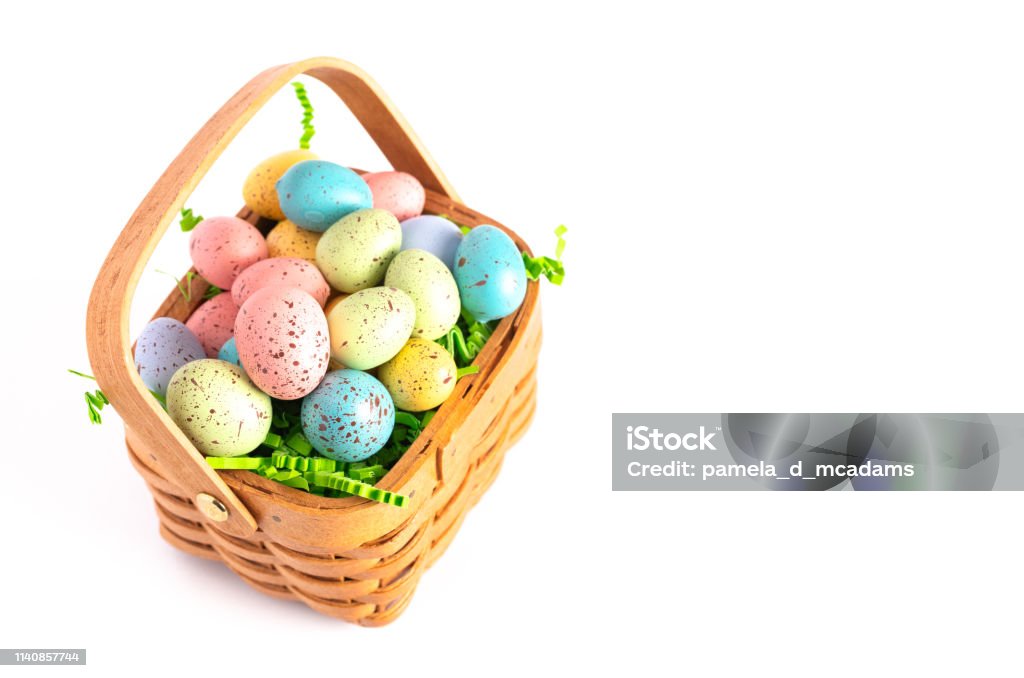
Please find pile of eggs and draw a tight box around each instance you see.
[135,153,528,465]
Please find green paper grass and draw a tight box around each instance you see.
[292,81,316,150]
[523,224,568,285]
[179,207,203,232]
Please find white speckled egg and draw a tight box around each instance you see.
[384,249,460,340]
[234,287,330,400]
[166,359,272,457]
[326,287,415,369]
[315,208,401,293]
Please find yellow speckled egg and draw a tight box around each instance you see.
[242,149,318,221]
[325,293,349,316]
[377,339,457,412]
[327,287,414,369]
[384,249,461,340]
[166,359,272,457]
[315,208,401,293]
[266,219,322,261]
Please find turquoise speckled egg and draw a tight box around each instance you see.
[453,225,527,322]
[301,369,395,462]
[276,160,372,232]
[217,336,242,368]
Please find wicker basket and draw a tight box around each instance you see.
[86,57,541,626]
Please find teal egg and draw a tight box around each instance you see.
[217,336,242,368]
[276,160,372,232]
[300,370,395,462]
[453,225,527,322]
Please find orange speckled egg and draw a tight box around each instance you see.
[324,293,349,316]
[364,171,426,221]
[230,257,331,308]
[186,293,240,358]
[242,149,318,221]
[234,287,330,400]
[189,216,268,289]
[266,219,322,261]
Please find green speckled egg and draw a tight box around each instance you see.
[315,208,401,293]
[384,249,460,340]
[166,359,272,457]
[327,287,415,369]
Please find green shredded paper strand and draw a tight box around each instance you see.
[292,82,316,149]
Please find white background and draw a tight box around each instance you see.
[2,1,1022,675]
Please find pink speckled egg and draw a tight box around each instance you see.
[230,257,331,309]
[188,216,268,288]
[364,171,426,222]
[186,293,240,358]
[233,287,330,400]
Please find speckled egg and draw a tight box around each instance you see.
[316,208,402,293]
[384,249,460,340]
[377,339,458,412]
[234,287,330,400]
[454,225,527,322]
[400,215,464,271]
[166,359,272,457]
[326,287,415,370]
[189,216,268,289]
[325,293,349,316]
[186,293,240,358]
[276,160,372,232]
[243,149,318,221]
[217,336,242,368]
[266,219,322,261]
[230,257,331,308]
[134,318,206,397]
[364,171,426,222]
[300,369,395,462]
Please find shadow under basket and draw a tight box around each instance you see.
[86,58,541,626]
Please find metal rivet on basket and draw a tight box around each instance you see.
[196,493,229,522]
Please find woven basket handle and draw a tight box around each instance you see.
[86,57,458,538]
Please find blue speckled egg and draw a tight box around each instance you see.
[301,370,395,462]
[134,318,206,397]
[453,225,527,322]
[276,160,372,232]
[217,336,242,368]
[400,215,463,271]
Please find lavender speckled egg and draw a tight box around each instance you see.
[234,287,330,400]
[316,208,402,293]
[400,215,463,271]
[454,225,527,323]
[364,171,426,222]
[301,369,395,462]
[384,249,460,340]
[217,336,242,368]
[242,149,318,221]
[230,257,331,308]
[189,216,268,288]
[134,318,206,397]
[377,338,457,412]
[166,359,272,457]
[276,160,372,232]
[266,219,322,261]
[326,287,415,370]
[186,293,240,358]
